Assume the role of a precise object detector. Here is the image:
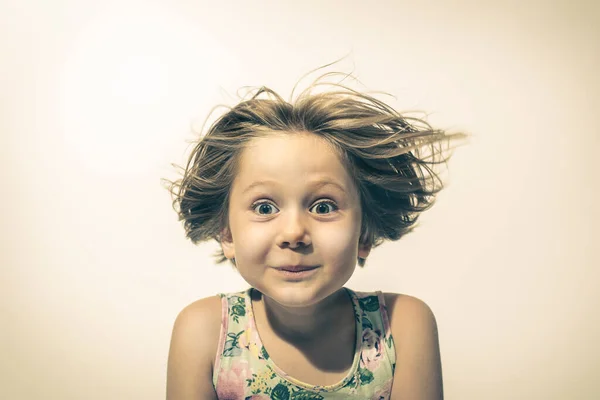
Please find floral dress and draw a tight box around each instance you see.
[212,288,396,399]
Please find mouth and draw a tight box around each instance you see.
[274,265,319,280]
[276,265,318,272]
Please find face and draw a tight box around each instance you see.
[221,132,370,308]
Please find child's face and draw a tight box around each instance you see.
[221,132,370,308]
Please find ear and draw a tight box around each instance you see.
[220,228,235,260]
[358,241,372,259]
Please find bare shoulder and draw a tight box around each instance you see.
[166,296,223,400]
[383,293,438,333]
[383,293,443,400]
[172,295,223,340]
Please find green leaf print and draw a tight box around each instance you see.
[227,331,243,343]
[270,383,290,400]
[290,391,324,400]
[359,367,374,385]
[347,375,356,387]
[232,303,246,317]
[359,296,380,312]
[223,331,243,357]
[223,340,242,357]
[386,334,393,349]
[230,297,246,322]
[362,316,373,330]
[261,345,270,360]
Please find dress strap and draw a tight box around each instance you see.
[212,294,229,388]
[376,291,396,369]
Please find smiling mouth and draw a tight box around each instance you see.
[276,265,318,272]
[274,265,319,280]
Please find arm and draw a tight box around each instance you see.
[166,296,222,400]
[385,293,443,400]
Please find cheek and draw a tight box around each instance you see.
[232,223,273,259]
[317,221,361,259]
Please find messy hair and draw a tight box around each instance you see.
[169,73,466,267]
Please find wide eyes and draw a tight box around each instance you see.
[254,202,279,215]
[309,201,337,214]
[252,200,338,216]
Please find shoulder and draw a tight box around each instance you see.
[383,293,443,400]
[383,293,438,334]
[173,295,223,334]
[166,295,223,400]
[170,295,223,368]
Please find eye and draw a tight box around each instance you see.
[252,201,279,215]
[309,200,338,215]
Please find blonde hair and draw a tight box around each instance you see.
[169,73,466,267]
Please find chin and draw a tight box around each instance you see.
[258,282,339,308]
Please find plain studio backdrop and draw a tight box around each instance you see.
[1,0,598,399]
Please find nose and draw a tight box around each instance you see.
[277,210,311,249]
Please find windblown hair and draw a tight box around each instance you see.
[169,73,466,267]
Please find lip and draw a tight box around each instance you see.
[276,265,318,272]
[274,265,319,280]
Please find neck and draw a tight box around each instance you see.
[252,288,352,342]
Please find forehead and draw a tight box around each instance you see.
[232,132,355,193]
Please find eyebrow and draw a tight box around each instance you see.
[241,179,348,195]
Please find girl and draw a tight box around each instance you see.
[166,72,465,400]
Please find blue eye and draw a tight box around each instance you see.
[252,202,279,215]
[309,200,338,215]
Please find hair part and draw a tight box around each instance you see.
[168,73,466,267]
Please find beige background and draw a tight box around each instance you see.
[2,0,598,399]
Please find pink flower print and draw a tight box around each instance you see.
[370,379,392,400]
[360,327,384,372]
[216,359,251,399]
[246,395,270,400]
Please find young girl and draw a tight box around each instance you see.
[166,72,464,400]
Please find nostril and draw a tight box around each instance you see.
[282,240,306,248]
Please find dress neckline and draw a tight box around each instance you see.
[244,287,363,392]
